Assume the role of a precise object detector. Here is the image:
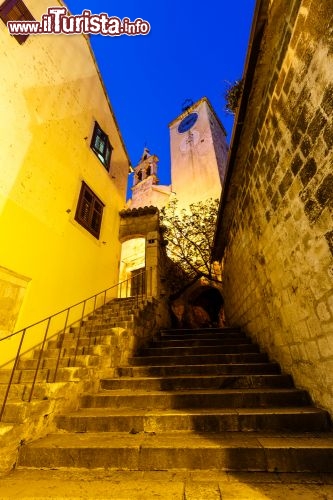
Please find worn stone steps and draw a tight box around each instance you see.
[17,354,107,370]
[151,337,251,347]
[128,352,269,366]
[161,327,241,335]
[55,407,330,433]
[2,469,333,500]
[0,366,90,384]
[83,314,134,323]
[116,362,282,377]
[17,431,333,472]
[0,381,76,401]
[2,399,54,424]
[158,330,242,341]
[80,388,311,410]
[141,344,260,357]
[47,334,114,349]
[99,373,293,391]
[15,324,333,473]
[81,320,133,330]
[32,345,111,359]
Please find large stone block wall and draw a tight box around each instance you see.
[220,0,333,414]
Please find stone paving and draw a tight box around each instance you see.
[0,469,333,499]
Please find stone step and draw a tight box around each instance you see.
[17,354,107,370]
[99,373,294,391]
[88,312,135,321]
[49,333,115,349]
[68,323,131,337]
[17,431,333,472]
[0,366,90,384]
[82,320,133,330]
[161,327,240,335]
[100,304,143,313]
[151,337,251,347]
[128,352,269,366]
[159,331,243,341]
[80,388,311,410]
[33,345,111,359]
[0,380,74,401]
[2,469,333,500]
[160,327,240,338]
[55,407,331,433]
[141,344,260,357]
[116,362,282,378]
[1,399,53,424]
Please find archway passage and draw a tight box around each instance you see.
[170,284,225,329]
[118,206,161,298]
[119,238,146,297]
[189,286,224,327]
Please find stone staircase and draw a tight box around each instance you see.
[0,298,150,419]
[0,297,161,472]
[15,326,333,473]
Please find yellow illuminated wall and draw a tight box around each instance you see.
[0,0,130,354]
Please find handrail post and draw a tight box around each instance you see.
[52,309,70,383]
[88,295,97,350]
[72,301,86,367]
[0,329,27,422]
[144,269,149,299]
[28,318,51,402]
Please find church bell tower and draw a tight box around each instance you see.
[169,97,228,208]
[127,148,171,209]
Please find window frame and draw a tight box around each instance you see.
[90,121,113,171]
[0,0,35,44]
[75,182,104,239]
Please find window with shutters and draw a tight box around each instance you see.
[90,121,113,171]
[0,0,35,44]
[75,182,104,239]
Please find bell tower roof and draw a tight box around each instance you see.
[132,147,159,187]
[126,146,171,210]
[140,147,151,162]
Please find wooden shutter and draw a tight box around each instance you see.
[0,0,35,44]
[75,182,104,239]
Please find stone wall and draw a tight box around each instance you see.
[214,0,333,415]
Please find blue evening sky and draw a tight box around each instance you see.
[65,1,256,194]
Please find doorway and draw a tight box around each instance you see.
[131,267,146,296]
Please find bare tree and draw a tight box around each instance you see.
[160,198,220,285]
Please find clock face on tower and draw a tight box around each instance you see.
[177,112,198,133]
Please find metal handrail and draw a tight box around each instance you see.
[0,267,153,422]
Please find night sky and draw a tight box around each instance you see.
[65,0,256,193]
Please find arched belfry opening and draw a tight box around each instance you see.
[132,147,158,188]
[127,147,171,210]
